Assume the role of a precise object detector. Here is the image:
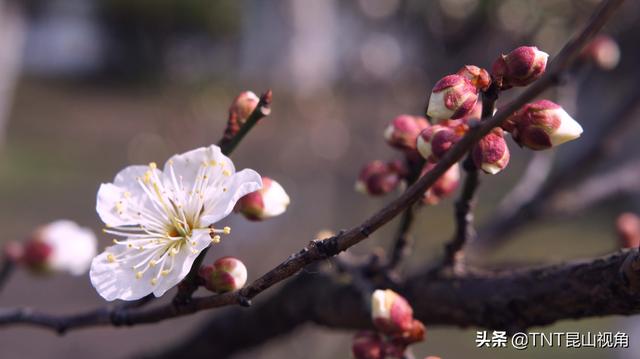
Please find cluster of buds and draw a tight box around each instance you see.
[356,160,408,196]
[3,220,97,276]
[491,46,548,89]
[235,176,290,221]
[616,213,640,249]
[503,99,583,151]
[198,256,248,293]
[353,289,426,359]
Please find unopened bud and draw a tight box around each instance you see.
[356,161,406,196]
[199,256,248,293]
[472,129,510,174]
[225,91,260,138]
[371,289,414,334]
[416,126,462,162]
[384,115,429,152]
[235,177,290,221]
[460,101,483,122]
[427,74,479,120]
[23,220,97,275]
[617,213,640,249]
[351,331,384,359]
[506,100,583,150]
[422,162,460,205]
[457,65,491,91]
[582,34,620,70]
[492,46,548,89]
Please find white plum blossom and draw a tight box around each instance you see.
[90,145,262,301]
[23,220,97,275]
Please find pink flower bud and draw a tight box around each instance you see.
[371,289,414,334]
[351,331,384,359]
[22,220,97,275]
[492,46,548,89]
[427,74,479,120]
[199,256,248,293]
[457,65,491,91]
[225,91,260,138]
[617,213,640,249]
[581,34,620,70]
[506,100,583,150]
[416,125,462,162]
[472,129,510,174]
[235,177,290,221]
[422,162,460,205]
[384,115,430,152]
[459,101,483,122]
[356,161,405,196]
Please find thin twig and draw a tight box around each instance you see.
[0,0,624,333]
[173,90,273,305]
[478,64,640,249]
[440,83,499,270]
[387,157,424,271]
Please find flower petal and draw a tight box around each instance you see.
[200,169,262,225]
[163,145,236,189]
[90,244,155,301]
[152,230,211,297]
[45,220,97,275]
[96,165,149,227]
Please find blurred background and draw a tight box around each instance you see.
[1,0,640,358]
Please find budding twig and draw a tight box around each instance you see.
[478,65,640,249]
[440,83,499,271]
[0,0,624,333]
[173,90,273,305]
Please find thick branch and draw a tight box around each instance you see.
[0,0,624,333]
[152,249,640,358]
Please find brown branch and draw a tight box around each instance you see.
[147,249,640,358]
[0,0,624,333]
